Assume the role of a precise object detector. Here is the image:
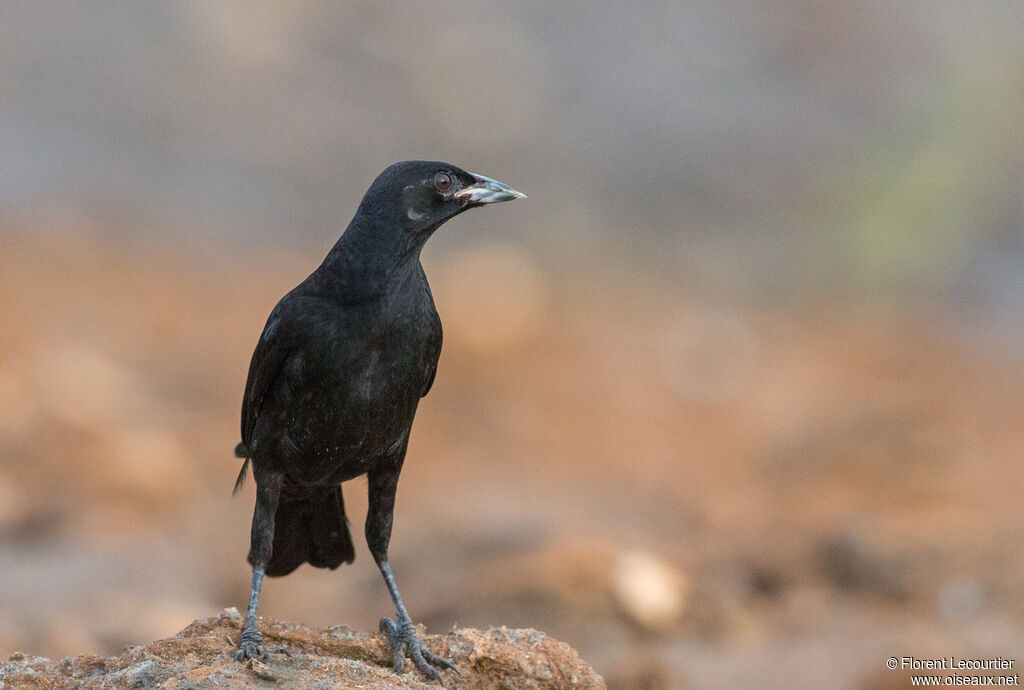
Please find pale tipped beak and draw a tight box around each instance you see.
[454,173,527,204]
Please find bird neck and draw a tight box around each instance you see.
[316,215,431,303]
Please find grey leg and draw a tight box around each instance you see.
[235,566,267,661]
[235,470,282,662]
[366,469,455,682]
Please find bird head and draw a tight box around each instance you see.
[363,161,525,235]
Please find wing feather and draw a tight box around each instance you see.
[239,295,311,450]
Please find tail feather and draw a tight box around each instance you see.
[232,442,250,495]
[257,485,355,577]
[232,457,250,496]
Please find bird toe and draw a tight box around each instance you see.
[379,617,454,683]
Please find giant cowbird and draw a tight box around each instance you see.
[231,161,524,681]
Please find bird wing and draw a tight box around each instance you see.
[240,294,307,451]
[421,326,442,397]
[419,268,443,397]
[421,361,438,397]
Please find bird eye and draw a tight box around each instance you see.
[433,172,452,192]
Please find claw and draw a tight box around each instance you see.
[234,624,269,662]
[234,640,269,662]
[422,647,457,673]
[379,615,455,683]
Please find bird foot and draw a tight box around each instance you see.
[233,624,269,662]
[380,616,456,683]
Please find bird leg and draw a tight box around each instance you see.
[366,468,454,682]
[236,566,267,661]
[377,561,456,682]
[235,470,282,662]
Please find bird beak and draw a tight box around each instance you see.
[454,173,527,204]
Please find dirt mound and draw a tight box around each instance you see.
[0,609,605,689]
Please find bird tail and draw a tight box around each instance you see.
[232,443,250,496]
[256,485,356,577]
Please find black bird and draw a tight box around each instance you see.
[231,161,524,681]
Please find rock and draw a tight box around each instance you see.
[0,609,605,689]
[611,549,690,633]
[817,528,916,599]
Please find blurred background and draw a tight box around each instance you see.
[1,2,1022,688]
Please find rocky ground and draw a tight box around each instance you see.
[0,609,604,689]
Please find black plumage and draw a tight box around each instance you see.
[231,161,524,681]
